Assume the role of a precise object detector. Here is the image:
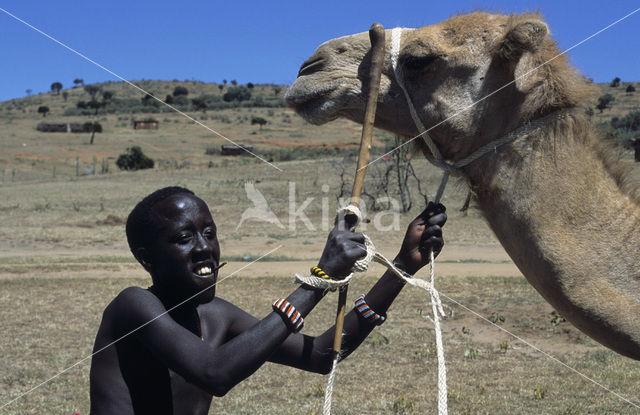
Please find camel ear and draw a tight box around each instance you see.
[499,19,548,61]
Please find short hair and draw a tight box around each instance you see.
[126,186,195,253]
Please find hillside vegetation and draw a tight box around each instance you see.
[0,78,638,183]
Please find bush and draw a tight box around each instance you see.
[116,146,154,171]
[610,77,621,87]
[596,94,615,113]
[223,86,252,102]
[611,110,640,131]
[627,84,636,93]
[251,116,268,129]
[37,106,50,117]
[173,86,189,96]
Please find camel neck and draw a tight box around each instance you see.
[464,112,640,359]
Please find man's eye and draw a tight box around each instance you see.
[177,233,192,243]
[204,229,216,239]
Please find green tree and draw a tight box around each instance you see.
[88,99,102,115]
[627,84,636,93]
[116,146,154,171]
[62,91,69,101]
[610,77,621,87]
[231,80,237,86]
[84,84,101,100]
[247,82,254,89]
[73,78,84,87]
[596,94,615,113]
[85,121,102,145]
[102,90,114,101]
[25,89,32,96]
[218,84,224,92]
[37,106,50,117]
[165,94,174,104]
[223,79,227,85]
[251,116,268,130]
[223,86,252,102]
[173,86,189,96]
[51,82,63,95]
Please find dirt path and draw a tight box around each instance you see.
[0,244,522,280]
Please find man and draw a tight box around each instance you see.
[89,186,446,414]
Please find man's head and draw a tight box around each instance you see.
[126,187,221,303]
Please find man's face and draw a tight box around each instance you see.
[146,193,221,303]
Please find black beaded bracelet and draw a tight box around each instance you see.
[272,298,304,332]
[354,294,386,325]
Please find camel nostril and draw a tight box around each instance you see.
[298,56,325,77]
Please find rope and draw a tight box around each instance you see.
[297,206,447,414]
[323,355,339,415]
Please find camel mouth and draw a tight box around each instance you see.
[285,78,353,125]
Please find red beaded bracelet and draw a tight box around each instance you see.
[272,298,304,332]
[354,294,386,325]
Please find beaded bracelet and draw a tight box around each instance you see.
[354,294,386,325]
[272,298,304,332]
[310,266,333,280]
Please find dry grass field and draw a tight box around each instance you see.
[0,81,639,414]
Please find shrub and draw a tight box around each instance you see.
[627,84,636,93]
[610,77,621,87]
[596,94,615,113]
[116,146,154,171]
[173,86,189,96]
[251,116,268,129]
[223,86,252,102]
[37,106,50,117]
[611,110,640,131]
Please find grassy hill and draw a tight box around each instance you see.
[0,79,638,182]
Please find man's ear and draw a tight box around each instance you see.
[133,247,153,273]
[499,19,548,61]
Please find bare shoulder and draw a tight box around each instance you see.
[105,286,166,326]
[198,297,259,334]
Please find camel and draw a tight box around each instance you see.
[285,12,640,360]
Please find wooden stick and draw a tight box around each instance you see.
[332,23,386,356]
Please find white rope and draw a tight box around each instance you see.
[430,251,448,415]
[298,206,446,414]
[323,355,339,415]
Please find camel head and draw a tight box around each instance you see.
[286,12,590,161]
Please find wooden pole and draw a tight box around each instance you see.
[332,23,386,356]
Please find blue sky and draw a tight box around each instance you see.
[1,1,639,102]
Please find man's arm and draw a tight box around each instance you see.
[268,203,447,373]
[108,285,322,397]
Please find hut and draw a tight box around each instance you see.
[132,119,159,130]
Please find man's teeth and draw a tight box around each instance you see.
[196,266,212,276]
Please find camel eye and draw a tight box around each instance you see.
[402,55,439,71]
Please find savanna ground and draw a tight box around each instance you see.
[0,81,639,414]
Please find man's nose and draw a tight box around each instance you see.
[193,233,213,255]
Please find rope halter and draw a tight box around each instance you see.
[389,27,574,203]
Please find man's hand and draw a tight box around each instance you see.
[395,202,447,275]
[316,217,366,279]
